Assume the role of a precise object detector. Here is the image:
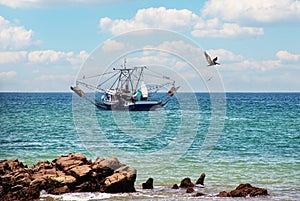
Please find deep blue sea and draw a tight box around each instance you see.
[0,92,299,200]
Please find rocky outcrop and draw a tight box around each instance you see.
[142,178,153,189]
[195,173,205,186]
[0,153,136,201]
[179,177,194,188]
[218,183,269,197]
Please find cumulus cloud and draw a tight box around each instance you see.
[99,7,199,35]
[276,50,300,62]
[192,23,264,38]
[27,50,88,65]
[202,0,300,23]
[35,74,74,81]
[0,71,17,79]
[99,7,264,38]
[0,49,88,66]
[206,49,243,62]
[0,16,34,50]
[102,40,125,52]
[0,51,27,64]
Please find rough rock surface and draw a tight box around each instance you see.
[195,173,205,186]
[0,153,136,201]
[142,178,154,189]
[179,177,194,188]
[217,183,269,197]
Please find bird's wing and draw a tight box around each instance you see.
[213,57,218,62]
[204,51,212,64]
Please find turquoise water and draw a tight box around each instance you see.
[0,92,299,200]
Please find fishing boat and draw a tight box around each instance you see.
[71,59,179,111]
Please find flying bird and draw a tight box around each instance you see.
[204,51,220,66]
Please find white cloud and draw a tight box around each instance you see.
[202,0,300,23]
[0,0,128,8]
[0,51,27,64]
[99,7,199,35]
[0,49,88,67]
[0,71,16,79]
[206,49,243,62]
[27,50,88,65]
[276,50,300,62]
[192,23,264,38]
[28,50,73,63]
[67,50,89,65]
[101,40,125,52]
[99,7,264,38]
[35,74,74,81]
[0,16,34,50]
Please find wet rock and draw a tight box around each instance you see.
[217,183,269,197]
[172,184,179,189]
[179,177,194,188]
[142,178,154,189]
[100,165,137,193]
[186,187,194,193]
[0,153,137,200]
[195,173,205,186]
[193,192,205,197]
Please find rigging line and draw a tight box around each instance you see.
[78,71,116,81]
[146,68,176,82]
[135,67,144,91]
[97,72,119,89]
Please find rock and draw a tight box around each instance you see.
[193,192,205,197]
[172,184,179,189]
[179,177,194,188]
[0,153,137,200]
[142,178,154,189]
[186,187,194,193]
[100,165,137,193]
[217,183,269,197]
[195,173,205,185]
[94,157,123,170]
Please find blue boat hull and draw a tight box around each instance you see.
[95,101,164,111]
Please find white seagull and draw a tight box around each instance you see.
[204,51,220,66]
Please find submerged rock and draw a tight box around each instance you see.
[142,178,154,189]
[195,173,205,186]
[179,177,194,188]
[0,153,136,200]
[217,183,269,197]
[186,187,194,193]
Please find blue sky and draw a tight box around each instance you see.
[0,0,299,92]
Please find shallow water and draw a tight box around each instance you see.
[1,92,299,200]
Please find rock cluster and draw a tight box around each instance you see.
[0,153,136,201]
[218,183,269,197]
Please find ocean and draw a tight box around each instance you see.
[0,92,299,200]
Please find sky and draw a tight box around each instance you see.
[0,0,299,92]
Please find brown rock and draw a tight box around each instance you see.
[195,173,205,185]
[193,192,205,197]
[0,154,137,200]
[69,164,92,178]
[179,177,194,188]
[217,191,230,197]
[51,185,70,194]
[54,153,90,172]
[93,157,123,170]
[186,187,194,193]
[142,178,153,189]
[172,184,179,189]
[218,183,269,197]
